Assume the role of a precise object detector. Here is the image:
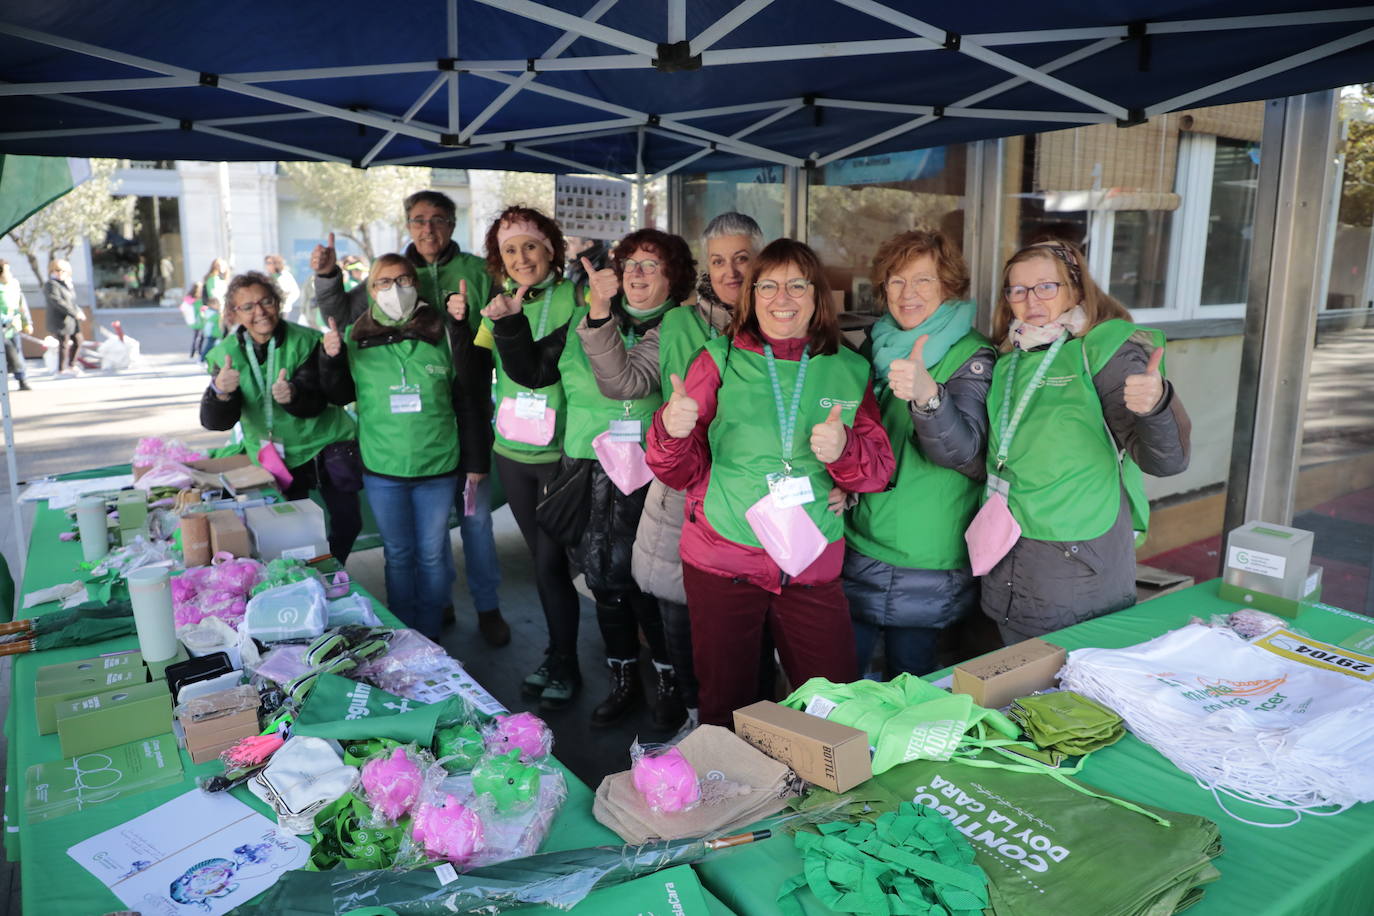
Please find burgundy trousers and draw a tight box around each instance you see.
[683,563,858,727]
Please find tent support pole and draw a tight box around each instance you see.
[1,327,23,581]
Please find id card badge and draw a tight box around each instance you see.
[389,384,422,414]
[766,472,815,509]
[514,391,548,420]
[608,418,642,442]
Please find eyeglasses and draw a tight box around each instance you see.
[754,278,812,300]
[406,216,454,229]
[1004,281,1067,303]
[372,275,417,291]
[886,275,939,296]
[622,258,660,275]
[232,297,279,315]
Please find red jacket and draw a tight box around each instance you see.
[646,331,894,593]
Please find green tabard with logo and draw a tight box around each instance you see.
[557,304,664,460]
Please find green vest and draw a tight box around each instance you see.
[702,337,871,548]
[413,249,490,335]
[486,278,579,464]
[557,305,664,460]
[345,309,458,478]
[986,319,1163,542]
[846,329,993,570]
[206,324,357,468]
[656,305,716,390]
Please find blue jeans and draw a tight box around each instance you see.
[853,620,942,680]
[454,475,501,613]
[364,472,459,639]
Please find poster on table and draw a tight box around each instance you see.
[554,175,632,240]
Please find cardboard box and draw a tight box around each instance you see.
[733,701,872,792]
[181,709,259,756]
[37,651,144,684]
[952,638,1066,711]
[244,499,328,561]
[188,736,243,765]
[221,463,276,495]
[35,668,147,734]
[56,680,173,758]
[116,489,148,530]
[207,508,251,558]
[134,453,252,484]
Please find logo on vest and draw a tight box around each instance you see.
[423,363,447,376]
[1042,375,1076,388]
[818,397,859,410]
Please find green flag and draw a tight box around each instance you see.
[292,672,459,745]
[0,155,90,236]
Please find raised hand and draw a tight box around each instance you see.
[809,404,847,464]
[322,317,343,358]
[271,368,293,404]
[214,353,240,397]
[446,278,467,322]
[888,335,937,404]
[1124,347,1165,415]
[480,284,530,321]
[584,257,619,320]
[662,372,699,439]
[310,232,337,276]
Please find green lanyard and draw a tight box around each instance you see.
[508,279,555,339]
[994,335,1065,471]
[243,336,279,435]
[763,343,810,475]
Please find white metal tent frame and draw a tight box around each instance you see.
[2,0,1373,195]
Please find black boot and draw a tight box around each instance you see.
[590,658,641,726]
[650,661,687,732]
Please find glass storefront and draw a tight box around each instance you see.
[91,195,183,308]
[678,165,785,261]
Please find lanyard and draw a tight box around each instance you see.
[509,280,555,339]
[243,336,279,434]
[763,343,810,475]
[994,335,1066,470]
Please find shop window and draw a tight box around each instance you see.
[91,195,184,308]
[678,166,785,262]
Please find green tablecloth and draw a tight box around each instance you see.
[3,483,619,915]
[696,582,1374,916]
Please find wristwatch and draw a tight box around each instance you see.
[913,389,942,413]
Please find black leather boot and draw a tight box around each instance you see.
[590,658,641,726]
[650,661,687,732]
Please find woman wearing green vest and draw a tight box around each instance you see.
[319,254,492,639]
[201,271,363,560]
[486,228,693,729]
[982,240,1191,642]
[573,212,762,733]
[844,230,996,678]
[463,206,582,698]
[647,238,896,728]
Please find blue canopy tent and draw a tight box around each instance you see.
[0,1,1372,179]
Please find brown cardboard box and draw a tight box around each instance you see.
[189,736,245,765]
[207,509,251,558]
[180,511,212,566]
[221,464,276,494]
[733,701,872,792]
[952,638,1066,711]
[133,453,253,483]
[181,709,259,755]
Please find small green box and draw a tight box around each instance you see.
[35,668,147,734]
[56,681,172,758]
[116,490,148,530]
[37,652,144,684]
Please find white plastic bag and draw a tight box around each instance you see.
[243,578,327,643]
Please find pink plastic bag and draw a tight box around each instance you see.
[496,396,555,446]
[964,492,1022,576]
[591,431,654,496]
[257,442,294,490]
[744,493,827,578]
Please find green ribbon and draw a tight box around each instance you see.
[305,792,405,872]
[777,802,989,916]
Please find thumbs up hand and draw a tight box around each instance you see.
[810,403,848,464]
[322,317,343,358]
[481,285,530,321]
[584,257,619,320]
[1124,346,1165,415]
[214,353,240,397]
[271,368,293,404]
[662,372,699,439]
[888,335,937,404]
[446,278,468,322]
[311,232,337,276]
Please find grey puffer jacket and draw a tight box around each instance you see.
[981,335,1192,641]
[576,275,733,603]
[843,346,994,630]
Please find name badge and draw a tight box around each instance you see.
[609,418,642,442]
[390,384,422,414]
[514,391,548,420]
[767,472,815,509]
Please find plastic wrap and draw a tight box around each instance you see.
[355,628,447,684]
[409,792,486,866]
[360,745,432,824]
[435,722,487,773]
[251,645,314,686]
[244,578,328,643]
[483,712,552,764]
[472,750,541,814]
[133,436,206,468]
[630,742,701,814]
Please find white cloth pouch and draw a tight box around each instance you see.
[249,735,359,834]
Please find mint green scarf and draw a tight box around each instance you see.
[869,300,976,386]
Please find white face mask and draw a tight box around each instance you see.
[375,284,418,321]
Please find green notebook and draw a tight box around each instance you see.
[24,733,183,824]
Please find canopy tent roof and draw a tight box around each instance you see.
[1,1,1372,178]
